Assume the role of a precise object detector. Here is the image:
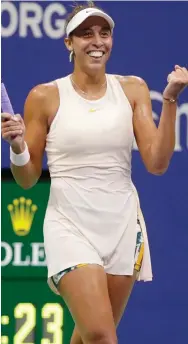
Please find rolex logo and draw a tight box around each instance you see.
[7,197,38,236]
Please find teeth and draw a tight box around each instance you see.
[88,51,103,57]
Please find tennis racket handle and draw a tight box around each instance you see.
[1,83,15,115]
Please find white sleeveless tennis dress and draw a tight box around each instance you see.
[43,74,153,294]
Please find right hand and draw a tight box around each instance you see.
[1,113,26,152]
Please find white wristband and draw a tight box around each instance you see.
[10,142,30,166]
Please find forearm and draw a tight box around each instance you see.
[10,142,41,189]
[11,160,40,189]
[133,65,187,175]
[150,100,177,172]
[151,64,188,173]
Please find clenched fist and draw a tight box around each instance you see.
[1,113,25,153]
[163,65,188,100]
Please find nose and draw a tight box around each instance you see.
[92,33,103,48]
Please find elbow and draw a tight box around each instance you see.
[16,179,38,189]
[21,175,40,189]
[12,175,39,190]
[10,165,41,189]
[146,162,169,176]
[144,145,173,176]
[21,182,36,190]
[149,168,167,176]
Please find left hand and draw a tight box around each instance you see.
[163,65,188,100]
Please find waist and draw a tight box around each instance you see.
[49,162,131,182]
[47,176,136,233]
[48,168,133,214]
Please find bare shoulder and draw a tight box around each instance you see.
[114,75,150,109]
[115,74,147,89]
[24,80,59,123]
[25,81,58,108]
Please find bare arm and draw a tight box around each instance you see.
[10,91,46,188]
[7,83,59,189]
[119,66,188,175]
[132,78,176,174]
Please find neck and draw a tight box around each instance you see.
[72,66,106,93]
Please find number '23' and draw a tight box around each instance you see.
[14,303,63,344]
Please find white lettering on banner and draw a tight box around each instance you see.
[133,91,188,151]
[31,243,46,266]
[1,242,47,267]
[1,242,13,266]
[20,2,43,38]
[1,1,18,37]
[43,3,67,39]
[1,2,67,39]
[13,243,31,266]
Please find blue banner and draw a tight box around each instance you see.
[1,2,188,344]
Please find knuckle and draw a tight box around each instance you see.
[167,74,172,82]
[2,133,8,139]
[15,114,22,120]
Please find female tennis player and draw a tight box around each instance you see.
[1,2,188,343]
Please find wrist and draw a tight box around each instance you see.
[11,141,26,154]
[163,96,177,104]
[10,142,30,166]
[162,92,177,103]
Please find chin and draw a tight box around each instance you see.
[85,60,106,74]
[87,65,105,76]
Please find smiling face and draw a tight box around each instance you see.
[65,16,113,75]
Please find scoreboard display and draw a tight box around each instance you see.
[1,180,74,343]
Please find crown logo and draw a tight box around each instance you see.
[7,197,38,236]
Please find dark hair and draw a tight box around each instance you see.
[65,1,102,34]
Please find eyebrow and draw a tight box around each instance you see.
[101,26,111,31]
[80,26,111,32]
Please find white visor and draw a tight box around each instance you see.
[66,8,115,37]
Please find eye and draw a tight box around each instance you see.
[100,30,111,38]
[83,31,93,38]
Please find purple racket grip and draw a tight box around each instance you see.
[1,83,14,115]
